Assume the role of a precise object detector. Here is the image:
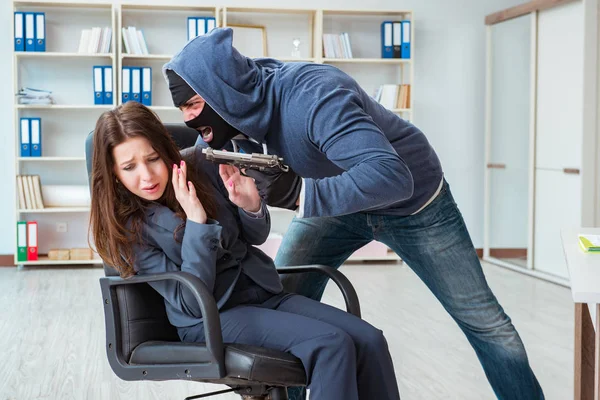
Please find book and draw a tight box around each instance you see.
[578,234,600,253]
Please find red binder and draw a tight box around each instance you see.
[27,221,38,261]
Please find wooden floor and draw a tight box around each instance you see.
[0,261,573,400]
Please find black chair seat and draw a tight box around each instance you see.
[130,341,307,387]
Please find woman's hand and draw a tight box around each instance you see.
[219,164,261,213]
[173,160,207,224]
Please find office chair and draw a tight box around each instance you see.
[86,123,361,399]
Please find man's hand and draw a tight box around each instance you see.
[244,168,302,211]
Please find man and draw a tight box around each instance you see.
[163,28,544,400]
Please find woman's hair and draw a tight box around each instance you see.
[89,101,217,278]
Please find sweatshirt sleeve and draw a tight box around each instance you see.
[302,89,414,218]
[134,219,222,319]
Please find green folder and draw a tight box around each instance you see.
[17,221,27,262]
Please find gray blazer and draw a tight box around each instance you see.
[132,145,283,328]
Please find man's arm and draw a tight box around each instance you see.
[298,91,413,218]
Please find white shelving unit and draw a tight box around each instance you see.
[16,52,113,58]
[13,0,117,266]
[12,2,413,265]
[18,157,86,162]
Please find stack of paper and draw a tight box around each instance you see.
[16,87,53,105]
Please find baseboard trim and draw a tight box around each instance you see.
[0,255,15,267]
[475,248,527,259]
[0,249,519,266]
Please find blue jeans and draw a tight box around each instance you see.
[275,179,544,400]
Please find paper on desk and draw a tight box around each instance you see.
[578,234,600,252]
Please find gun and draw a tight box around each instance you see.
[202,148,290,173]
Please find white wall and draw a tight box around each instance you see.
[0,0,527,254]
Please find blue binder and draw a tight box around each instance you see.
[142,67,152,106]
[381,21,393,59]
[131,67,141,102]
[20,118,30,157]
[122,67,131,103]
[103,66,113,105]
[24,12,35,52]
[401,20,411,59]
[14,12,24,52]
[206,17,216,34]
[93,66,104,105]
[30,118,42,157]
[195,17,205,36]
[187,17,197,41]
[34,13,45,52]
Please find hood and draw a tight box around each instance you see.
[163,27,282,142]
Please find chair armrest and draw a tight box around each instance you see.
[100,271,225,379]
[276,265,361,318]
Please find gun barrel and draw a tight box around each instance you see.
[202,148,289,172]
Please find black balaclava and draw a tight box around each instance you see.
[166,69,241,149]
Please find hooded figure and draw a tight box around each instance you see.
[163,28,545,400]
[163,27,443,218]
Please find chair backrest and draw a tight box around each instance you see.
[86,120,199,358]
[112,282,179,361]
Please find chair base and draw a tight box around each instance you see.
[185,386,288,400]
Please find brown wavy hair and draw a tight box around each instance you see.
[89,102,217,278]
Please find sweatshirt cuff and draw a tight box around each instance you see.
[297,178,306,218]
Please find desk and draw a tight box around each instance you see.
[561,228,600,400]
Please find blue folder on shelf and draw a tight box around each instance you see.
[93,66,104,105]
[20,118,30,157]
[196,17,207,36]
[131,67,141,102]
[122,66,131,103]
[103,66,113,105]
[187,17,197,41]
[34,12,45,52]
[206,17,216,33]
[142,67,152,106]
[24,12,35,52]
[381,21,393,59]
[14,12,24,52]
[401,20,411,59]
[30,118,42,157]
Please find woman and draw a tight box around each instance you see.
[89,101,400,400]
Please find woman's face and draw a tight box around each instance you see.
[112,136,169,201]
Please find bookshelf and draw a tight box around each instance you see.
[18,156,86,161]
[12,2,412,265]
[12,0,117,266]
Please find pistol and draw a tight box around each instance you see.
[202,148,290,173]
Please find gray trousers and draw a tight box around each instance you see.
[178,274,400,400]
